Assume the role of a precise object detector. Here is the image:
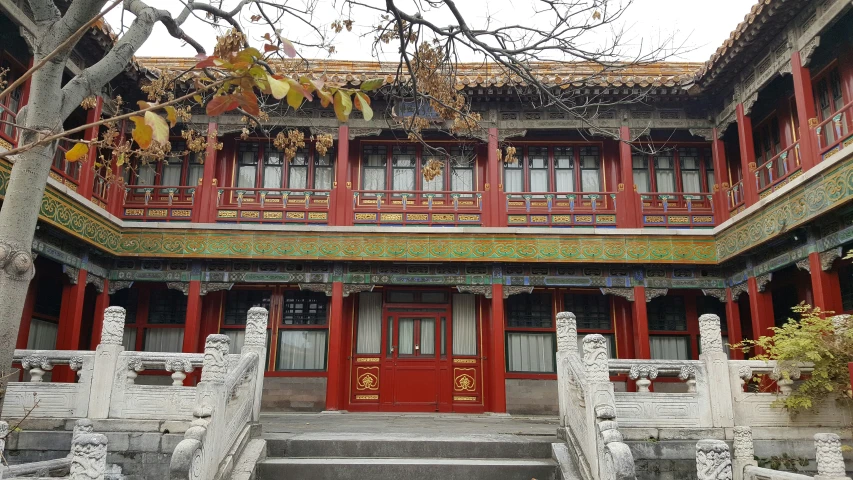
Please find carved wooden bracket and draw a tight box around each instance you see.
[701,288,728,303]
[108,281,133,295]
[730,283,749,302]
[599,287,635,302]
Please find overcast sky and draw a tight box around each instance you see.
[106,0,756,63]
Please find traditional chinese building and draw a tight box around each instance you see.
[2,0,853,416]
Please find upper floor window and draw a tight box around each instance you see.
[0,56,24,144]
[753,117,781,166]
[504,145,601,193]
[236,140,334,190]
[632,147,713,194]
[360,143,476,193]
[134,140,203,190]
[814,68,845,123]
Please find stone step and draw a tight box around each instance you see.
[265,432,558,459]
[257,457,559,480]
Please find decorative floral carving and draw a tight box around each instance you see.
[22,355,52,382]
[831,314,851,337]
[556,311,578,354]
[819,248,842,272]
[69,355,85,377]
[737,365,753,387]
[456,285,492,298]
[628,365,659,392]
[199,282,233,296]
[645,288,668,302]
[166,282,190,295]
[73,419,94,441]
[165,358,195,386]
[730,283,748,301]
[679,365,697,392]
[599,287,635,302]
[70,433,108,479]
[701,289,727,303]
[695,439,732,480]
[298,283,332,296]
[100,306,126,346]
[343,284,375,297]
[755,274,772,292]
[126,358,145,384]
[108,281,133,295]
[795,258,811,273]
[63,265,80,284]
[503,286,534,298]
[732,426,754,461]
[201,334,231,384]
[800,36,821,67]
[770,362,801,395]
[582,334,610,384]
[813,433,848,479]
[699,314,724,354]
[86,275,105,293]
[244,307,269,347]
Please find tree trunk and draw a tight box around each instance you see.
[0,143,56,412]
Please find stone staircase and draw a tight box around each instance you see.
[252,432,569,480]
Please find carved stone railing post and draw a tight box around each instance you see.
[0,420,7,460]
[732,426,756,480]
[814,433,851,480]
[165,358,195,386]
[555,311,577,428]
[88,306,126,419]
[241,307,269,422]
[699,314,734,428]
[21,355,52,382]
[70,432,108,480]
[695,439,732,480]
[628,365,658,392]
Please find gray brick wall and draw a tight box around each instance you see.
[261,376,327,412]
[505,379,558,415]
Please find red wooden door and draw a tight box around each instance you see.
[386,315,440,410]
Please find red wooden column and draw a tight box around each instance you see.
[747,276,775,354]
[613,297,635,359]
[736,104,759,207]
[331,126,351,226]
[55,268,88,381]
[89,279,111,347]
[195,122,219,223]
[325,281,345,411]
[617,127,640,228]
[489,283,507,413]
[486,128,504,227]
[76,97,103,200]
[808,251,843,313]
[791,51,818,171]
[711,129,730,223]
[182,280,203,353]
[725,288,744,359]
[16,279,38,349]
[631,286,650,358]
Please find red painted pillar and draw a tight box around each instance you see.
[617,127,640,228]
[631,286,650,358]
[107,161,125,217]
[490,284,507,412]
[182,280,203,353]
[711,130,730,223]
[808,251,843,313]
[16,278,38,349]
[791,51,818,171]
[613,297,635,359]
[725,288,744,359]
[747,276,775,354]
[486,128,504,227]
[331,126,351,226]
[55,269,88,381]
[90,279,111,347]
[736,104,759,206]
[325,281,345,410]
[195,122,219,223]
[77,97,103,200]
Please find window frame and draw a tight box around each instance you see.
[632,146,714,194]
[109,284,187,356]
[234,139,335,192]
[359,142,478,194]
[0,53,25,145]
[501,144,603,193]
[128,139,204,201]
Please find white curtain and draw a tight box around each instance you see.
[392,168,415,191]
[27,318,58,350]
[420,319,435,355]
[555,170,574,192]
[506,333,554,372]
[314,166,333,190]
[681,171,701,193]
[264,165,282,189]
[650,336,690,360]
[451,168,473,192]
[237,165,257,188]
[289,165,308,189]
[161,163,182,186]
[277,330,327,370]
[505,169,523,193]
[706,171,715,193]
[123,328,137,351]
[223,330,246,353]
[186,154,204,186]
[363,169,385,191]
[633,156,650,193]
[398,319,415,355]
[452,294,477,355]
[144,329,184,352]
[581,170,600,192]
[356,292,382,354]
[423,169,444,191]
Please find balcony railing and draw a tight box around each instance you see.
[49,139,81,191]
[216,187,330,223]
[639,192,715,227]
[353,189,483,226]
[122,185,197,221]
[815,98,853,161]
[756,142,801,197]
[727,180,745,215]
[505,191,616,227]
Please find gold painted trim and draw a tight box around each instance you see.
[453,396,477,401]
[355,395,379,400]
[453,358,476,364]
[356,357,380,363]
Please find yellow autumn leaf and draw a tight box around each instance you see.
[65,143,89,162]
[165,106,178,127]
[267,74,290,100]
[354,92,373,121]
[144,111,169,145]
[129,115,153,149]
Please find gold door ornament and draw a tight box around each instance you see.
[454,368,476,392]
[356,367,379,391]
